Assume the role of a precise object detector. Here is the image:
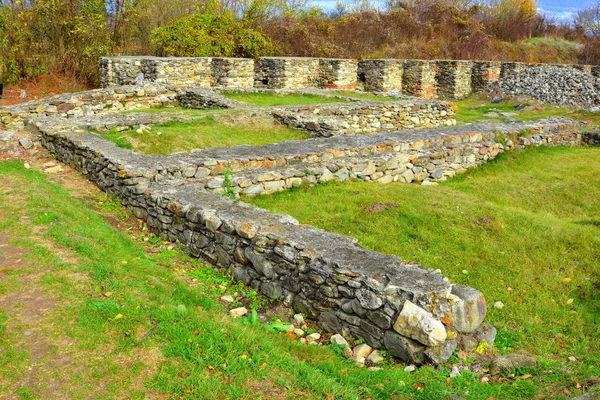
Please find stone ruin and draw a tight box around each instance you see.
[1,56,598,365]
[100,56,600,100]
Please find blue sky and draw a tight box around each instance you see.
[538,0,594,21]
[312,0,594,22]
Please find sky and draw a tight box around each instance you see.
[312,0,596,22]
[538,0,595,22]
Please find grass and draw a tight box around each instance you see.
[101,114,309,154]
[0,159,556,399]
[247,146,600,399]
[221,91,349,106]
[453,95,600,126]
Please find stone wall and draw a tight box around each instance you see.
[99,56,599,101]
[100,57,254,88]
[6,82,593,365]
[272,99,455,137]
[436,61,473,99]
[471,61,502,93]
[0,84,178,130]
[30,115,498,365]
[357,59,404,93]
[402,60,438,98]
[254,58,320,89]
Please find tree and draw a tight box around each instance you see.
[575,0,600,37]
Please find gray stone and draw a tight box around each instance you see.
[19,137,33,149]
[425,339,457,364]
[450,284,487,333]
[383,331,426,364]
[473,323,497,346]
[355,288,383,310]
[570,394,600,400]
[490,353,537,376]
[261,282,283,299]
[244,247,275,279]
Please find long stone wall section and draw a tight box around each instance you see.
[99,56,598,100]
[272,99,455,137]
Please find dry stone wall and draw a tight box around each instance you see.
[99,56,599,101]
[272,99,455,137]
[4,84,596,366]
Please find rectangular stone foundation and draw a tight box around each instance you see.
[402,60,437,98]
[318,59,358,90]
[471,61,501,93]
[436,60,473,99]
[254,57,319,89]
[357,59,404,93]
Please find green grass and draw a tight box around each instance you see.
[221,91,349,106]
[122,107,219,117]
[0,158,576,399]
[454,96,600,126]
[247,146,600,399]
[101,114,309,154]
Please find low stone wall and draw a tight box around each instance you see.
[100,57,254,88]
[0,84,178,129]
[436,61,473,99]
[99,56,599,101]
[272,99,455,137]
[31,115,500,365]
[357,59,404,93]
[471,61,501,93]
[255,57,320,89]
[253,57,357,90]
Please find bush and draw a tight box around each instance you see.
[151,11,274,58]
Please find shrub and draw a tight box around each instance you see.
[150,11,274,58]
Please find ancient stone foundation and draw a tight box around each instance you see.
[2,82,595,365]
[100,56,599,100]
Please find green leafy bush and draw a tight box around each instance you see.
[150,10,274,58]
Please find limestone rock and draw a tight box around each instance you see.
[383,330,426,364]
[425,339,457,365]
[450,284,487,333]
[490,353,537,376]
[229,307,248,318]
[393,300,447,346]
[330,334,348,346]
[353,344,373,359]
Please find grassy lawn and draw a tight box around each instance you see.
[221,91,349,106]
[453,95,600,126]
[247,146,600,399]
[101,114,309,154]
[0,160,555,399]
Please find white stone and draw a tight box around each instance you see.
[306,333,321,342]
[220,295,234,303]
[494,301,505,309]
[229,307,248,318]
[330,334,348,346]
[353,343,373,359]
[293,313,304,326]
[393,300,447,347]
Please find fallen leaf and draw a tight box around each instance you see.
[103,291,113,297]
[413,382,426,390]
[562,277,572,283]
[113,313,124,320]
[520,374,533,379]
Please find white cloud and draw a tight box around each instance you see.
[538,7,578,22]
